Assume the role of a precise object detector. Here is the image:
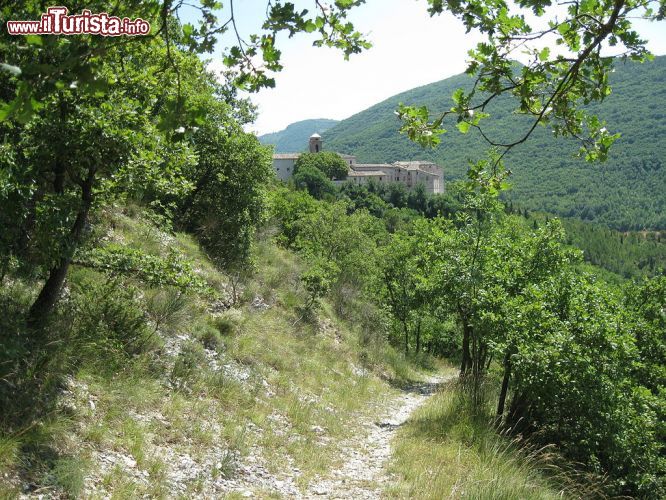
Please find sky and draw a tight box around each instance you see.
[186,0,666,136]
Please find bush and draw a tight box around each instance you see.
[69,275,150,365]
[195,322,224,351]
[144,287,191,335]
[171,341,207,389]
[212,310,243,336]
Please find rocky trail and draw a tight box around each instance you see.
[72,373,450,499]
[302,374,449,499]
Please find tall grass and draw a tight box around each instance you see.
[387,377,596,499]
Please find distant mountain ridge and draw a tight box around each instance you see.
[321,56,666,231]
[259,118,339,153]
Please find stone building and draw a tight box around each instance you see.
[271,134,444,194]
[346,161,443,194]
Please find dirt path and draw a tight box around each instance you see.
[73,373,450,498]
[303,375,449,499]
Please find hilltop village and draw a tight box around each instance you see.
[272,134,445,194]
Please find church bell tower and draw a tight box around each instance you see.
[309,133,322,153]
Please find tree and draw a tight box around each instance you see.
[407,183,428,213]
[624,276,666,394]
[380,231,427,354]
[338,182,390,218]
[23,90,143,328]
[507,272,664,497]
[268,186,321,248]
[413,159,573,403]
[293,164,337,199]
[294,151,349,180]
[0,1,370,120]
[177,95,273,270]
[387,182,408,208]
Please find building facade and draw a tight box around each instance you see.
[272,134,444,194]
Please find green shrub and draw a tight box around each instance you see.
[0,281,73,427]
[144,287,191,335]
[194,322,224,351]
[211,309,244,336]
[49,456,89,497]
[171,341,207,388]
[69,275,150,366]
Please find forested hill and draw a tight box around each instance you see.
[323,56,666,231]
[259,118,339,152]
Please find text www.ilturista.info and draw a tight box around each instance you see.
[6,6,150,36]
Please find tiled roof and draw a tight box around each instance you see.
[351,162,441,177]
[272,152,357,160]
[273,153,301,159]
[348,170,385,177]
[352,163,393,169]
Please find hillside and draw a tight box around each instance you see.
[323,56,666,230]
[259,118,339,153]
[0,205,566,498]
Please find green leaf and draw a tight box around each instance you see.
[182,23,194,37]
[0,100,17,121]
[26,35,43,46]
[557,22,570,36]
[457,121,471,134]
[538,47,550,62]
[304,20,317,33]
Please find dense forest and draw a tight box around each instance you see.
[323,56,666,230]
[1,1,665,498]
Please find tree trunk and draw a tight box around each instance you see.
[27,168,95,329]
[507,391,529,433]
[460,323,471,374]
[403,320,409,355]
[496,349,512,422]
[415,318,421,354]
[458,304,472,374]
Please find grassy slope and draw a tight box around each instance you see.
[324,56,666,230]
[0,206,416,498]
[0,207,579,498]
